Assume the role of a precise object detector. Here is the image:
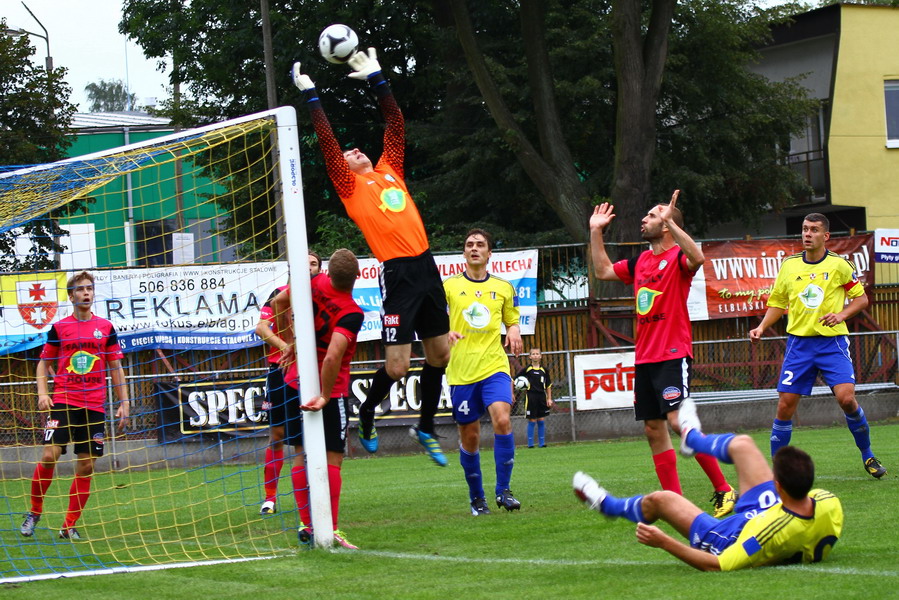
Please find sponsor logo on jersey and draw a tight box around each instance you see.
[462,301,490,329]
[635,287,663,315]
[92,432,105,446]
[383,314,400,327]
[798,283,824,309]
[66,351,99,375]
[658,259,668,271]
[378,188,407,213]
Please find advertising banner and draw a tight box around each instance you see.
[696,234,873,320]
[573,352,636,411]
[0,272,69,355]
[874,229,899,263]
[1,251,538,354]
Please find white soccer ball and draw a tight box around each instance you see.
[318,24,359,64]
[514,376,530,391]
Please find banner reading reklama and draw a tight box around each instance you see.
[692,234,873,320]
[0,250,539,354]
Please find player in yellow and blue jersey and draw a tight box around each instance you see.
[573,398,843,571]
[444,229,523,516]
[749,213,886,478]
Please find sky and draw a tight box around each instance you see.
[3,0,171,112]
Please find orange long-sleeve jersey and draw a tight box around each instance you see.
[308,87,429,262]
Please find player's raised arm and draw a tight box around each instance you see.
[589,203,621,282]
[659,190,704,272]
[348,48,405,177]
[292,62,356,198]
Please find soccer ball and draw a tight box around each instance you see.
[514,376,530,391]
[318,24,359,64]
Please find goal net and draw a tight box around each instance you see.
[0,106,332,583]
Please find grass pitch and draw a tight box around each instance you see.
[1,421,897,599]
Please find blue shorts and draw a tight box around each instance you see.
[450,372,513,425]
[689,481,780,555]
[777,335,855,395]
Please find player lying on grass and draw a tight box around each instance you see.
[573,398,843,571]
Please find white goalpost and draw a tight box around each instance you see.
[0,105,336,583]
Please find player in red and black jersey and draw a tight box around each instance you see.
[292,49,450,468]
[272,250,364,549]
[254,251,321,516]
[589,192,737,519]
[21,271,130,541]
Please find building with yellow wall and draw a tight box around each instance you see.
[725,3,899,239]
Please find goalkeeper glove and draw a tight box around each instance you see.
[291,62,315,91]
[347,47,382,80]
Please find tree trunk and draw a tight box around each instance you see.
[445,0,592,242]
[608,0,676,244]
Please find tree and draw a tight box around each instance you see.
[84,78,139,112]
[118,1,816,254]
[444,0,815,244]
[0,20,78,271]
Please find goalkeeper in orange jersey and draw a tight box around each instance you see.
[573,398,843,571]
[292,48,450,467]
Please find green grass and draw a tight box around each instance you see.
[1,421,898,598]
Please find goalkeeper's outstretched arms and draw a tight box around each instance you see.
[291,62,355,197]
[347,48,405,177]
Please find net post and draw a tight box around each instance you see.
[273,106,334,548]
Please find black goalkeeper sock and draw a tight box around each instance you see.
[359,367,396,436]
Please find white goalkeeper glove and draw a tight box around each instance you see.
[347,47,381,80]
[291,62,315,91]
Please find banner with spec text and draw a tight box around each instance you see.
[690,234,873,321]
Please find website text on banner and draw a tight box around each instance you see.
[690,234,873,321]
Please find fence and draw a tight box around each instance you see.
[2,330,896,462]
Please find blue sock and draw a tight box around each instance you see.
[527,421,535,447]
[685,430,736,464]
[494,433,515,494]
[537,420,545,447]
[459,447,484,501]
[770,418,793,457]
[600,493,646,523]
[845,406,875,461]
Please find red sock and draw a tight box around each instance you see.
[30,463,55,515]
[291,466,311,526]
[263,447,285,501]
[63,476,92,529]
[652,449,682,494]
[328,464,342,531]
[694,452,730,492]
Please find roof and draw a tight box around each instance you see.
[70,111,172,131]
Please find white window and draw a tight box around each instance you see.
[886,80,899,148]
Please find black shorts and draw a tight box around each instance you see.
[43,404,105,457]
[265,364,290,428]
[379,250,450,345]
[525,392,549,419]
[633,357,692,422]
[285,396,350,454]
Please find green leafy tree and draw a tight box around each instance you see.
[0,21,77,271]
[119,1,816,255]
[84,78,138,112]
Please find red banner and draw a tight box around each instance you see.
[699,234,873,320]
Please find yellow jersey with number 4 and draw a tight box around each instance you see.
[444,272,519,385]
